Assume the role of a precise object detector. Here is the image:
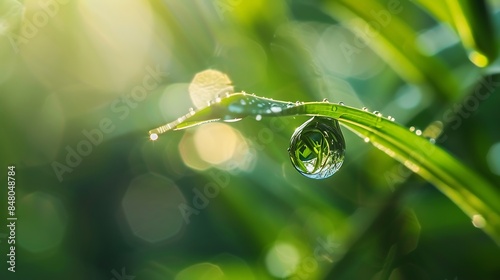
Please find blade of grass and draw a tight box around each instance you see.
[317,0,460,101]
[148,93,500,245]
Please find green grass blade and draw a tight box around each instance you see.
[318,0,460,101]
[149,93,500,245]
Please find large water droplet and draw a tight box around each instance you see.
[288,117,345,179]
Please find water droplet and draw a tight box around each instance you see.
[415,129,422,136]
[322,98,329,102]
[373,111,382,117]
[472,214,486,228]
[295,101,301,106]
[223,118,242,123]
[289,117,345,179]
[240,99,247,105]
[364,137,370,143]
[287,102,294,108]
[409,126,416,132]
[150,133,158,141]
[338,101,345,106]
[429,138,436,144]
[362,107,368,111]
[255,114,262,121]
[270,106,282,113]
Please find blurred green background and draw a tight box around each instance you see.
[1,0,500,279]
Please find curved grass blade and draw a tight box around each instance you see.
[318,0,460,101]
[148,93,500,245]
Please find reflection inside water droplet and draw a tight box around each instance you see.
[288,117,345,179]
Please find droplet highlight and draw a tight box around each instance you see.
[288,117,345,179]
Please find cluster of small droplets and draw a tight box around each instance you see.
[387,116,395,122]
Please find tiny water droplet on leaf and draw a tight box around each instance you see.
[322,98,329,102]
[338,101,345,106]
[362,107,368,111]
[288,117,345,179]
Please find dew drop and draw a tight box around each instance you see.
[415,129,422,136]
[240,99,247,105]
[373,111,382,117]
[288,117,345,179]
[223,118,242,123]
[362,107,368,111]
[287,102,294,108]
[271,106,282,113]
[255,114,262,121]
[429,138,436,144]
[322,98,329,102]
[409,126,416,132]
[364,137,370,143]
[295,101,301,106]
[149,133,159,141]
[338,101,345,106]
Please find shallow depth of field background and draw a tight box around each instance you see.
[1,0,500,279]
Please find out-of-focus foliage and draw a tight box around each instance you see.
[1,0,499,279]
